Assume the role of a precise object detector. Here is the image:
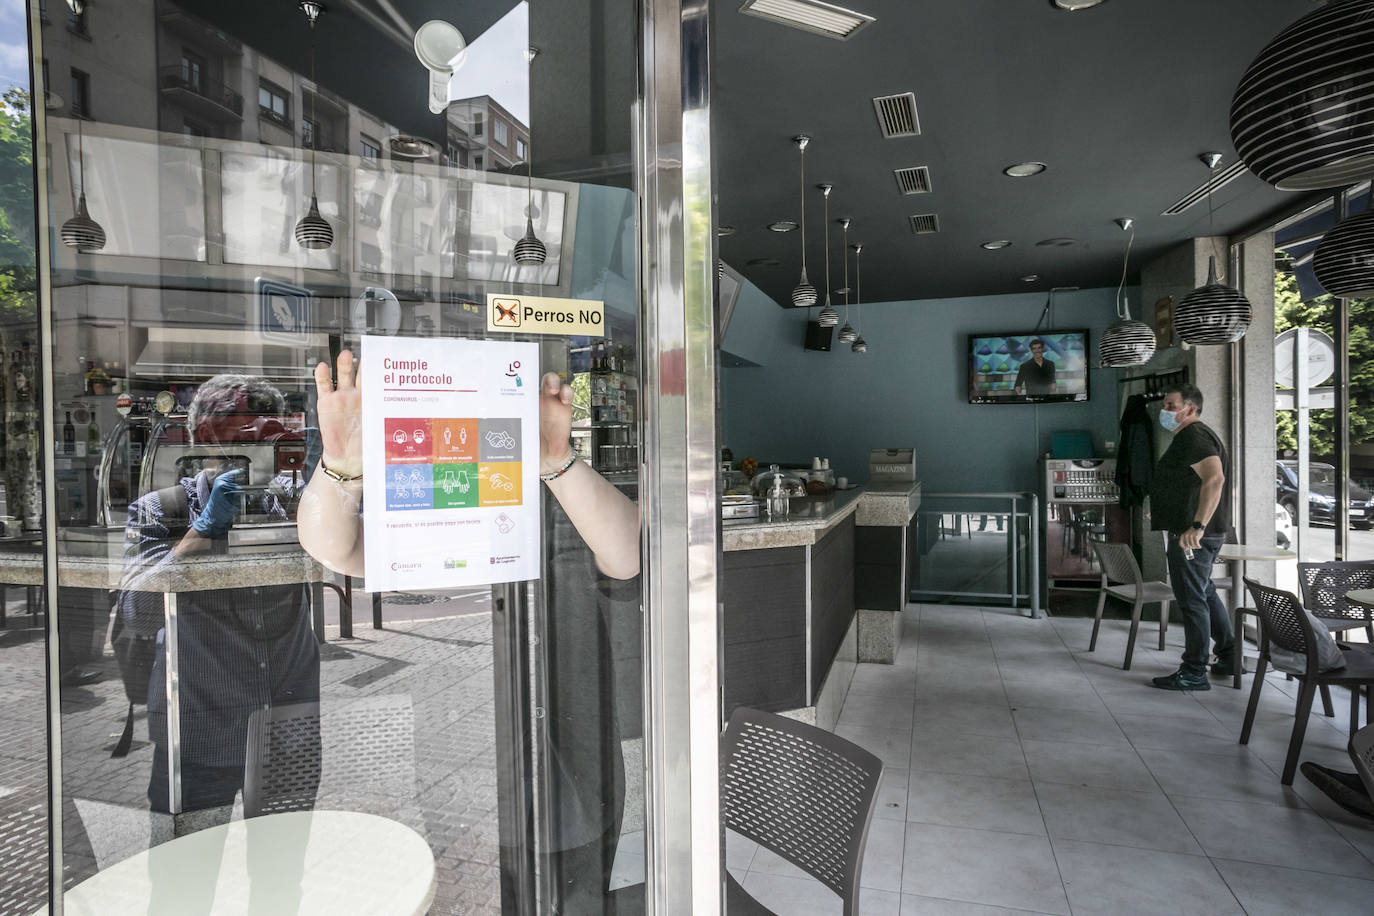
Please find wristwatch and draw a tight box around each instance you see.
[1189,521,1205,530]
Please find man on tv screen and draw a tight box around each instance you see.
[1014,338,1057,396]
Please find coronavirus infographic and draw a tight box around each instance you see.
[361,335,540,590]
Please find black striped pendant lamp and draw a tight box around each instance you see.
[61,120,105,252]
[1231,0,1374,191]
[294,2,334,251]
[1099,218,1156,367]
[1313,200,1374,297]
[790,135,818,308]
[1175,256,1252,344]
[514,47,546,266]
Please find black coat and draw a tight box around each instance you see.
[1115,394,1155,509]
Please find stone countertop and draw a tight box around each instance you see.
[722,488,865,551]
[855,480,922,527]
[0,545,325,591]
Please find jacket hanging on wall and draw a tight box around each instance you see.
[1115,394,1155,509]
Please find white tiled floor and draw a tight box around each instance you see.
[726,602,1374,915]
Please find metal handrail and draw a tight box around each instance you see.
[911,491,1041,618]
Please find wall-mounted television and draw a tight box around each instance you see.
[968,330,1089,404]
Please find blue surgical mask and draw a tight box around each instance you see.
[1158,409,1180,432]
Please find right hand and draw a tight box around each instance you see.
[192,468,244,538]
[314,350,363,478]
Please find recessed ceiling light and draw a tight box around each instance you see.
[768,220,799,232]
[1004,161,1047,178]
[834,286,851,295]
[1035,237,1078,247]
[738,0,876,41]
[981,240,1012,250]
[747,257,782,266]
[717,224,737,237]
[1022,274,1040,282]
[1050,0,1107,10]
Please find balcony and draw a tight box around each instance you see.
[158,66,243,122]
[158,6,243,56]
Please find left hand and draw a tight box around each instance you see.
[1179,527,1204,551]
[539,372,575,475]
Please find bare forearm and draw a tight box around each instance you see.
[297,471,365,576]
[1195,477,1223,527]
[544,460,640,579]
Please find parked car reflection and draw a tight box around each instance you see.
[1276,460,1374,529]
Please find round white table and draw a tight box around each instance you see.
[49,811,436,916]
[1218,543,1296,689]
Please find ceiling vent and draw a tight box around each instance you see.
[873,92,920,139]
[909,213,940,235]
[893,166,932,195]
[738,0,875,40]
[1161,160,1248,216]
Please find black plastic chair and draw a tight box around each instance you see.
[1240,579,1374,785]
[1297,560,1374,643]
[721,706,883,916]
[1354,722,1374,796]
[1088,542,1174,670]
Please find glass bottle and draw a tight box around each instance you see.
[87,413,101,455]
[63,411,76,455]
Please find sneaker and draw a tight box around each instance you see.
[1210,654,1246,678]
[1150,669,1211,691]
[1300,762,1374,820]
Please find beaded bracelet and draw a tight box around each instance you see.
[540,452,578,482]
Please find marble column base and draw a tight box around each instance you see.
[857,608,901,664]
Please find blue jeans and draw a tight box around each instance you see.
[1165,534,1233,675]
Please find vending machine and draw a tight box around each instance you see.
[1043,458,1129,591]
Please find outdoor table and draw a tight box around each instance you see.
[1218,543,1296,689]
[44,810,436,916]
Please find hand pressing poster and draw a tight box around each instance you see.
[361,334,540,590]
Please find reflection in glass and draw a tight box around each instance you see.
[222,151,341,269]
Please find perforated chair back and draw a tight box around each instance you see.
[1297,560,1374,624]
[1353,724,1374,799]
[1091,541,1143,587]
[245,695,417,819]
[1245,578,1318,665]
[721,706,883,916]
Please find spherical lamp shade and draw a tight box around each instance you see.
[513,218,547,265]
[1099,318,1157,367]
[791,271,818,308]
[851,336,868,353]
[60,194,106,252]
[1313,206,1374,297]
[837,322,857,343]
[816,299,840,327]
[1175,257,1253,344]
[294,196,334,250]
[1231,0,1374,191]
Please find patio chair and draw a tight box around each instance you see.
[1088,542,1174,670]
[1297,560,1374,643]
[721,706,883,916]
[1240,579,1374,785]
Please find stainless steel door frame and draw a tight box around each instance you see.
[638,0,722,913]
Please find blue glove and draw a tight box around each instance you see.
[192,468,243,538]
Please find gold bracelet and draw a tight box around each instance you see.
[319,461,362,484]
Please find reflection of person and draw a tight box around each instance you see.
[297,350,639,580]
[1148,384,1233,691]
[117,375,320,817]
[1013,338,1056,395]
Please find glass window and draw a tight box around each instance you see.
[180,50,204,93]
[493,119,508,146]
[472,110,483,137]
[472,152,483,171]
[516,137,527,161]
[359,134,381,161]
[70,68,90,118]
[67,4,87,35]
[257,79,289,124]
[302,115,316,149]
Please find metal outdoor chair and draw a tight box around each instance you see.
[1088,542,1174,670]
[721,706,883,916]
[1240,579,1374,785]
[1297,560,1374,643]
[244,695,417,819]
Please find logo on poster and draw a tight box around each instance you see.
[492,298,521,328]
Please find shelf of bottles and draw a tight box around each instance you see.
[571,340,637,474]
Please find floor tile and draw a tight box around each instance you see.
[906,771,1045,836]
[900,823,1068,915]
[1019,738,1160,793]
[910,698,1017,739]
[899,896,1055,916]
[1090,683,1217,721]
[1011,706,1130,748]
[1212,857,1374,916]
[1051,839,1242,916]
[837,723,914,769]
[748,843,812,883]
[910,727,1029,779]
[725,828,758,870]
[1113,711,1244,755]
[1033,781,1200,854]
[1000,677,1108,712]
[1178,796,1374,878]
[1137,747,1307,808]
[839,692,918,731]
[849,664,920,699]
[860,817,906,892]
[873,767,911,821]
[738,871,841,916]
[858,888,903,916]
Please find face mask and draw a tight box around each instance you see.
[1158,409,1180,432]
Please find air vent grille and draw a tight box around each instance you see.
[1161,160,1249,216]
[873,92,920,139]
[894,166,932,195]
[909,213,940,235]
[738,0,875,40]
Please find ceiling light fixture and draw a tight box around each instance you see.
[1003,161,1047,178]
[851,242,867,353]
[388,135,439,159]
[1312,193,1374,297]
[982,240,1012,250]
[790,135,818,308]
[513,47,546,266]
[1050,0,1107,9]
[294,1,333,251]
[768,220,799,232]
[1099,217,1157,367]
[1035,237,1077,247]
[837,217,857,343]
[1231,0,1374,190]
[738,0,876,41]
[717,224,738,237]
[60,118,106,252]
[1175,153,1253,344]
[816,184,840,327]
[1022,275,1040,283]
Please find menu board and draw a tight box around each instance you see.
[361,335,540,591]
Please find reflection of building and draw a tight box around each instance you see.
[449,96,530,172]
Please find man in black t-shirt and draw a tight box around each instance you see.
[1148,383,1233,691]
[1013,339,1056,395]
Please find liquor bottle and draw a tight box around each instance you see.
[87,414,101,455]
[63,411,75,455]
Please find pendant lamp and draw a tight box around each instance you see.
[294,1,334,250]
[61,118,105,252]
[816,185,839,327]
[1174,154,1251,345]
[790,135,817,308]
[1231,0,1374,191]
[851,242,867,353]
[1099,217,1156,367]
[514,47,547,265]
[837,217,857,343]
[1313,195,1374,297]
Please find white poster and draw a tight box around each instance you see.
[361,335,540,591]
